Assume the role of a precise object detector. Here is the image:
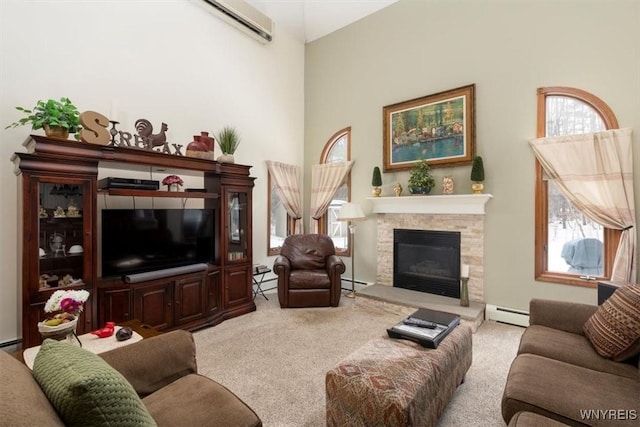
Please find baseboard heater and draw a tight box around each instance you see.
[124,263,208,283]
[485,304,530,327]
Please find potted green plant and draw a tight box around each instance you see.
[215,125,240,163]
[407,160,435,194]
[5,97,81,140]
[470,156,485,194]
[371,166,382,197]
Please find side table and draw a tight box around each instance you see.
[253,268,272,300]
[21,319,159,369]
[119,319,161,339]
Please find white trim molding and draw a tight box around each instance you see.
[367,194,493,215]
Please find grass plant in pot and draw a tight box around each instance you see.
[215,125,240,163]
[5,97,81,140]
[408,160,435,194]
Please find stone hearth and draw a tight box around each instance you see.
[368,195,492,303]
[356,284,485,332]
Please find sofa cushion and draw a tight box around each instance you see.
[518,325,638,380]
[100,329,197,398]
[281,234,335,270]
[502,353,640,426]
[32,339,157,427]
[0,349,65,427]
[583,284,640,361]
[289,269,331,289]
[143,374,261,427]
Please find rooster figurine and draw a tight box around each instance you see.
[91,321,116,338]
[135,118,168,149]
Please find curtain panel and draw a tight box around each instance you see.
[309,161,354,233]
[265,161,303,234]
[529,128,636,282]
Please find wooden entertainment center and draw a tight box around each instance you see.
[13,135,255,349]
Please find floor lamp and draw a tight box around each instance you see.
[338,202,366,298]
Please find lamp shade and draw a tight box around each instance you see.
[338,203,366,221]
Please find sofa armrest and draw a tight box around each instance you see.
[100,329,197,397]
[273,255,290,276]
[326,255,346,276]
[529,299,598,335]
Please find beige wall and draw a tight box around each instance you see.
[0,0,304,343]
[304,0,640,310]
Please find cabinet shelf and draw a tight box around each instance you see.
[98,189,219,199]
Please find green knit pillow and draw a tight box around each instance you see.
[32,339,157,427]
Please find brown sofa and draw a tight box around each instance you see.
[502,299,640,426]
[274,233,345,308]
[0,330,261,427]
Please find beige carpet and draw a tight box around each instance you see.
[193,295,523,427]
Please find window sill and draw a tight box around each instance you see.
[535,272,600,288]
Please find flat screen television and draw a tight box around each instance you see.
[101,209,214,278]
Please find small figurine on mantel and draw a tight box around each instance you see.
[442,176,454,194]
[393,182,403,197]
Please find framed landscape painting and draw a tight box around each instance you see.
[383,84,475,172]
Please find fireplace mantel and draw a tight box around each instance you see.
[367,194,493,215]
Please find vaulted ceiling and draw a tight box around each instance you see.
[246,0,398,43]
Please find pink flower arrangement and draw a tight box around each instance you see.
[60,297,84,314]
[162,175,184,186]
[44,289,90,316]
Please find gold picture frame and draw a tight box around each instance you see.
[383,84,475,172]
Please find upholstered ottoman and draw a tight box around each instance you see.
[326,323,472,427]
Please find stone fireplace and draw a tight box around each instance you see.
[394,229,461,298]
[368,194,492,303]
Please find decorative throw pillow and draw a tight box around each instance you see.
[583,284,640,362]
[32,339,157,427]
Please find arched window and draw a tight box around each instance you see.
[267,172,292,255]
[318,127,351,255]
[535,87,620,287]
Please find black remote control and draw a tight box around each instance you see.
[403,317,437,329]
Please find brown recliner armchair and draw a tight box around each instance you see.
[273,234,346,308]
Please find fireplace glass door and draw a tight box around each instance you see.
[393,229,461,298]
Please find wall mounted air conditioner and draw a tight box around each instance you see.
[200,0,273,43]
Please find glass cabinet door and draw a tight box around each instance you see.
[227,191,248,262]
[38,181,88,291]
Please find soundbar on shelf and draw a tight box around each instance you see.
[124,263,209,283]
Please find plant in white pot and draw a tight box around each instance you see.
[215,126,240,163]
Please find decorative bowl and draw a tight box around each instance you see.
[38,317,78,340]
[68,245,84,254]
